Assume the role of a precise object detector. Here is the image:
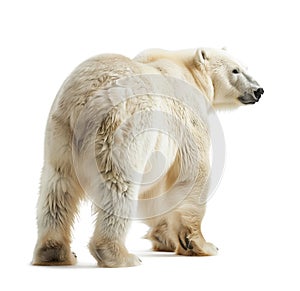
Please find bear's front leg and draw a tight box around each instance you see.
[175,204,218,256]
[176,229,218,256]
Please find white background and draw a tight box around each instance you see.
[1,0,299,290]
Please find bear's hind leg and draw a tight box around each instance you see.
[88,185,141,268]
[32,164,82,266]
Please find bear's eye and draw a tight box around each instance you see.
[232,69,239,74]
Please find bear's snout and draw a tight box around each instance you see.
[254,88,264,100]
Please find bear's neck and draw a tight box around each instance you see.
[153,50,215,104]
[184,59,214,105]
[134,49,214,105]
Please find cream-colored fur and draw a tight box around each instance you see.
[32,48,263,267]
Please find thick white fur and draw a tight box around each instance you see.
[32,48,261,267]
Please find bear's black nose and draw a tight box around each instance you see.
[254,88,264,100]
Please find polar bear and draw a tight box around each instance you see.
[32,48,263,267]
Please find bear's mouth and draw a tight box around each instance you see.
[238,93,258,105]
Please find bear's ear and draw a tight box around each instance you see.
[195,49,209,65]
[221,46,227,51]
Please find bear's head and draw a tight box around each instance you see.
[194,48,264,109]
